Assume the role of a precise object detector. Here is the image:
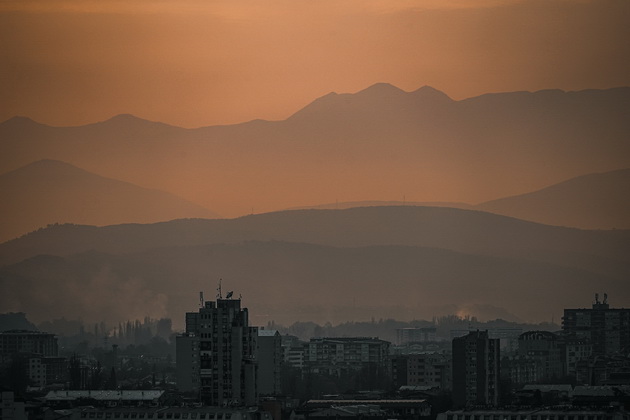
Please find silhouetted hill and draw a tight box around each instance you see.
[476,168,630,229]
[0,240,625,326]
[286,83,453,123]
[0,159,220,242]
[287,200,473,211]
[293,168,630,230]
[1,85,628,224]
[82,113,182,136]
[1,207,628,281]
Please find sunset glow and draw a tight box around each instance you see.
[2,0,628,127]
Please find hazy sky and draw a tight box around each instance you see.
[1,0,629,128]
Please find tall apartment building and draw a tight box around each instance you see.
[176,297,258,407]
[176,333,199,393]
[452,330,500,408]
[562,294,630,356]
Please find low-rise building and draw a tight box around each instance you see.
[1,391,27,420]
[0,330,58,357]
[298,399,430,420]
[396,328,437,345]
[304,337,390,376]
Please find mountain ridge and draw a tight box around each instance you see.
[476,168,630,229]
[283,168,630,230]
[7,84,629,129]
[1,84,629,221]
[0,239,626,326]
[1,206,628,278]
[0,159,220,242]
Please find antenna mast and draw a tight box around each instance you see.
[217,278,223,299]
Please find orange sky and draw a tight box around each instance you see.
[1,0,629,128]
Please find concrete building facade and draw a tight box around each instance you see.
[257,329,282,396]
[305,337,390,376]
[176,297,258,407]
[0,330,58,357]
[563,294,630,356]
[452,330,500,408]
[407,353,451,390]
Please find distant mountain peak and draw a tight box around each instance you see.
[2,116,37,124]
[411,85,453,102]
[108,113,138,120]
[101,113,150,124]
[2,159,97,178]
[0,116,48,128]
[355,82,407,97]
[94,113,178,129]
[288,82,447,120]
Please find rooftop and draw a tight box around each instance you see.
[44,390,165,401]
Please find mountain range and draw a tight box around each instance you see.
[292,169,630,230]
[476,169,630,229]
[1,159,626,243]
[1,83,629,327]
[2,84,628,220]
[0,206,628,326]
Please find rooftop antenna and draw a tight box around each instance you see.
[217,279,223,299]
[199,291,204,307]
[595,293,599,304]
[604,293,608,304]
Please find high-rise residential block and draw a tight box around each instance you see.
[452,330,500,408]
[176,297,258,407]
